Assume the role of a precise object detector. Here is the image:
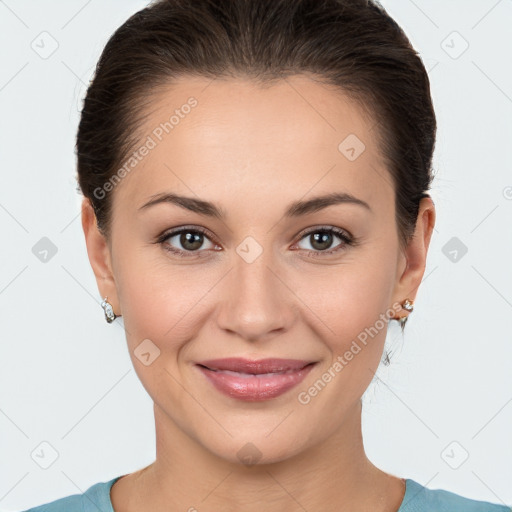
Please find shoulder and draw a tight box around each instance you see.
[19,476,121,512]
[401,478,511,512]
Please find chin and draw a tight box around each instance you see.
[196,427,312,468]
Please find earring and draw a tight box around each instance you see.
[100,296,117,323]
[402,298,414,312]
[395,298,414,333]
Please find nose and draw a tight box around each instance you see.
[215,246,296,343]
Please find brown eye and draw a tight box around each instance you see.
[295,226,354,256]
[177,231,205,251]
[159,227,217,256]
[308,231,335,251]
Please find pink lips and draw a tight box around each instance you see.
[196,358,316,401]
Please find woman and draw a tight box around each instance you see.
[22,0,510,510]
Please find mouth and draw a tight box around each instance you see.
[195,358,317,401]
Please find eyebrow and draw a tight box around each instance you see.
[138,191,371,218]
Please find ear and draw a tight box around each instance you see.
[81,197,121,316]
[390,196,436,319]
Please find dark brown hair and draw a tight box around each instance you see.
[76,0,436,253]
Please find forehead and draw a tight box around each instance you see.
[114,74,393,218]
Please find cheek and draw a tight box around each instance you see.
[298,248,397,392]
[293,269,394,420]
[300,255,395,342]
[115,264,202,399]
[114,248,215,359]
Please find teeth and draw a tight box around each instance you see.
[215,369,297,376]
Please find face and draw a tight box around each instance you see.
[83,74,434,465]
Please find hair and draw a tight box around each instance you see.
[76,0,436,348]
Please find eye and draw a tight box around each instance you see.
[293,226,355,257]
[156,226,219,258]
[155,224,356,259]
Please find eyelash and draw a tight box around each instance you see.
[155,225,357,259]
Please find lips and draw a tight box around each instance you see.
[195,358,316,401]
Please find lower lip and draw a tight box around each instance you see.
[196,363,316,401]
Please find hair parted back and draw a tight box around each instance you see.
[76,0,436,252]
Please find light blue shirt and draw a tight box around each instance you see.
[21,476,512,511]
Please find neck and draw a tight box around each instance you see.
[112,400,405,512]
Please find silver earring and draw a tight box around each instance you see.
[395,298,414,333]
[402,298,414,312]
[100,296,117,323]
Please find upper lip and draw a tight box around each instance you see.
[197,358,315,374]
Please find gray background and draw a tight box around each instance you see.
[1,0,511,509]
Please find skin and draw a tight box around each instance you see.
[82,74,435,511]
